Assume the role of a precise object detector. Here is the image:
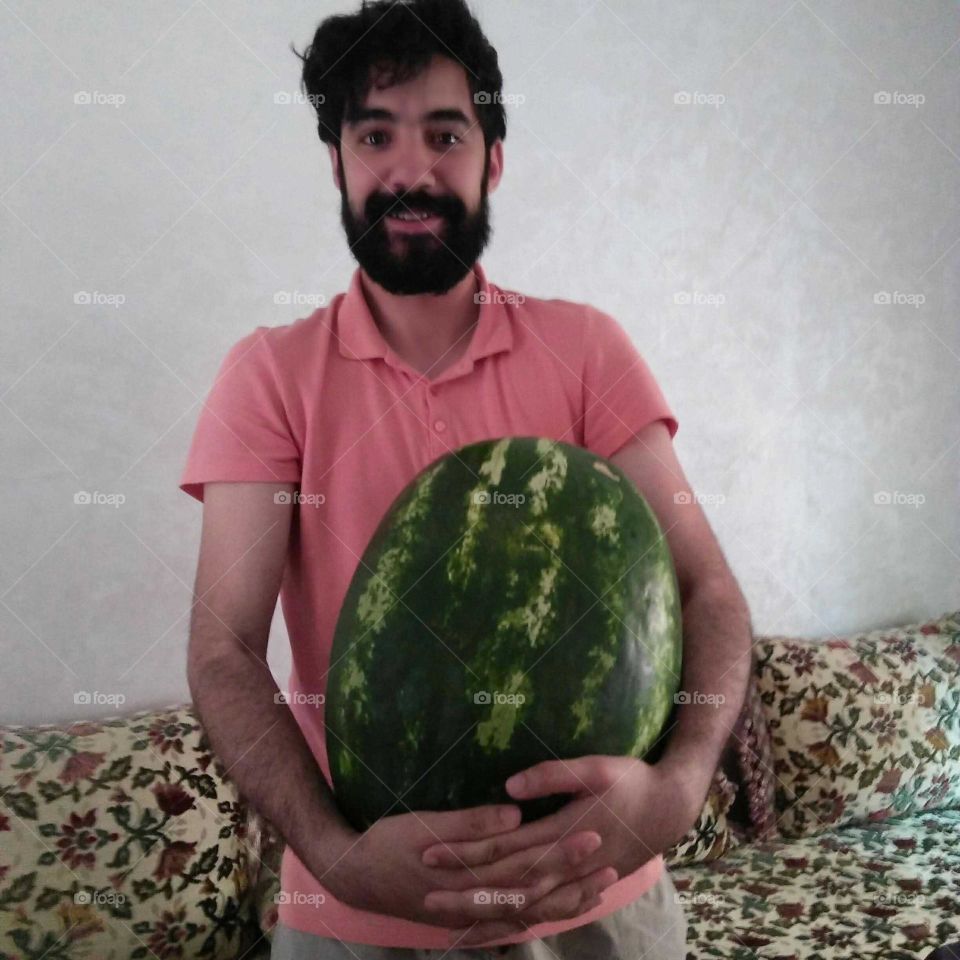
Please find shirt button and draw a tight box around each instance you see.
[433,419,446,432]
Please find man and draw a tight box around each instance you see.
[181,1,753,957]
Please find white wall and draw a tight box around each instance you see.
[2,0,957,724]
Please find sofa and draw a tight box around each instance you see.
[2,609,958,959]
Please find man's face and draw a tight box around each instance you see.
[330,54,503,295]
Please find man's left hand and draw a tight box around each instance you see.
[420,755,699,942]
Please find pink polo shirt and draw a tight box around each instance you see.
[179,260,679,948]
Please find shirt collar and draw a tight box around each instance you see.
[336,260,513,367]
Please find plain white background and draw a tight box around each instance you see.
[2,0,958,723]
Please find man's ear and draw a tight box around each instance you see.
[328,143,341,191]
[486,139,504,195]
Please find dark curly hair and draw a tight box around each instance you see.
[291,0,507,157]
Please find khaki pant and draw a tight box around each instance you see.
[269,867,688,960]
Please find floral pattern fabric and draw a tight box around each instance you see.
[665,767,740,867]
[4,610,959,960]
[729,664,779,842]
[673,808,960,958]
[755,610,960,839]
[0,705,256,960]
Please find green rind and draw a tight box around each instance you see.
[325,436,682,832]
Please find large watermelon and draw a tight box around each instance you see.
[325,436,682,832]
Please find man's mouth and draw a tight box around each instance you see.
[385,208,445,232]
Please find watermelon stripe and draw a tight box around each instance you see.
[325,436,682,831]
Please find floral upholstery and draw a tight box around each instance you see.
[672,808,960,958]
[755,610,960,839]
[728,665,779,842]
[665,767,740,867]
[3,610,959,960]
[0,705,256,960]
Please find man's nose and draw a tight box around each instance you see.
[386,131,438,196]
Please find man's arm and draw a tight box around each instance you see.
[186,481,358,894]
[188,481,618,931]
[609,420,754,811]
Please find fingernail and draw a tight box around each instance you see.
[506,773,527,794]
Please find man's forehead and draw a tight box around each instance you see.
[356,56,475,115]
[346,104,473,128]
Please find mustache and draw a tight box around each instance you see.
[366,192,464,222]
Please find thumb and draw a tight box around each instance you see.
[506,756,607,799]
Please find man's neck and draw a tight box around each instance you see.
[358,266,480,380]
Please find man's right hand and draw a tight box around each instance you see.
[322,803,618,940]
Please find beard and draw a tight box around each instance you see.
[337,150,492,296]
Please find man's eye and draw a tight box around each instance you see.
[360,130,461,147]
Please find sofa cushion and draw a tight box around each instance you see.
[664,766,740,867]
[756,610,960,839]
[727,667,779,842]
[670,807,960,957]
[0,704,254,960]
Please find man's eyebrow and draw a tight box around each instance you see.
[346,106,471,127]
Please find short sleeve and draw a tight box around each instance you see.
[581,308,678,459]
[179,328,302,502]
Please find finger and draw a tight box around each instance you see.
[426,837,601,903]
[469,832,603,891]
[418,803,521,844]
[424,883,531,918]
[424,825,600,870]
[447,869,614,946]
[515,865,618,925]
[507,757,608,799]
[422,805,578,867]
[425,859,615,924]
